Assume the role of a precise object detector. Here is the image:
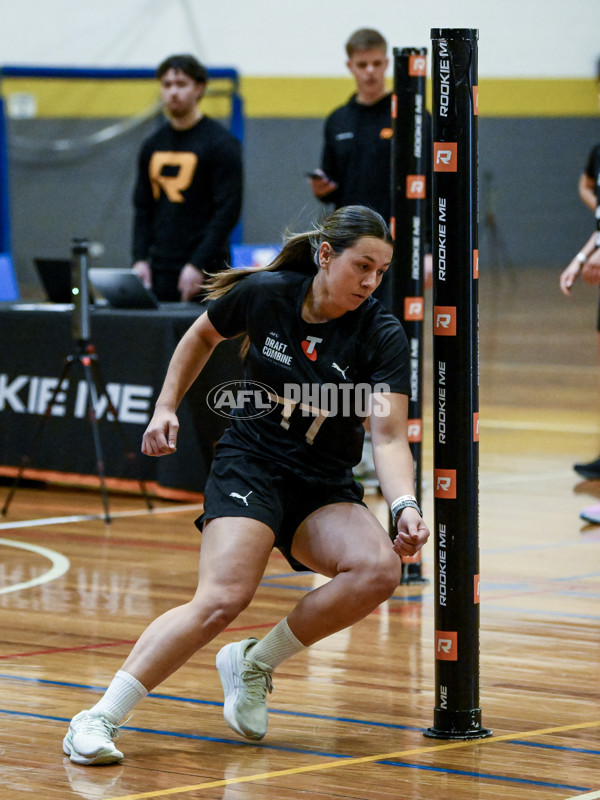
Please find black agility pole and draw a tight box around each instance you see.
[425,28,491,740]
[390,47,429,585]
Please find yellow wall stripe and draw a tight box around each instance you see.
[477,77,599,117]
[242,77,599,118]
[2,76,598,119]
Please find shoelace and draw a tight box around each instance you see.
[77,714,122,741]
[240,661,273,700]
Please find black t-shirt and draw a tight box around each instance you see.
[206,270,410,477]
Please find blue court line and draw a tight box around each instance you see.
[261,582,429,601]
[485,586,600,601]
[259,575,428,602]
[513,739,600,755]
[483,541,599,555]
[260,574,430,602]
[0,708,351,759]
[261,572,309,580]
[553,571,600,582]
[258,583,315,591]
[0,707,590,793]
[377,760,588,792]
[483,605,600,621]
[0,673,422,731]
[261,572,600,602]
[483,579,600,590]
[2,673,598,759]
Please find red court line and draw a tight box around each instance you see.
[0,622,276,660]
[0,639,137,659]
[480,575,598,604]
[5,529,290,559]
[7,528,201,551]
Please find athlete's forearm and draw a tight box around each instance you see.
[155,314,222,411]
[370,393,420,512]
[372,439,417,508]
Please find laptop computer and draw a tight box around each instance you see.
[88,268,160,310]
[34,257,74,303]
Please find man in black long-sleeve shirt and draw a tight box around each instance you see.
[309,29,432,293]
[132,54,243,302]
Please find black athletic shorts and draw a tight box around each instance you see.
[195,452,366,572]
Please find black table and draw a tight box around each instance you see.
[0,302,243,493]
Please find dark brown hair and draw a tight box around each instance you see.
[205,205,392,300]
[156,54,208,84]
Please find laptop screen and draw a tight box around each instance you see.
[88,268,160,309]
[34,258,73,303]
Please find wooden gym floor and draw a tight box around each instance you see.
[0,265,599,799]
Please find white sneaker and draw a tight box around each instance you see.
[216,638,273,741]
[62,710,124,765]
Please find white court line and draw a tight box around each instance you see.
[490,361,596,374]
[0,504,204,595]
[0,503,204,531]
[481,419,598,434]
[564,791,600,799]
[480,469,576,488]
[0,538,70,594]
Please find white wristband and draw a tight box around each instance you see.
[390,495,422,527]
[391,494,417,511]
[576,252,587,264]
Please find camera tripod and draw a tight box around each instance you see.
[1,239,153,523]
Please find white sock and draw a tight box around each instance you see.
[88,670,148,725]
[248,619,306,670]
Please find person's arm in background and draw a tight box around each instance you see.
[582,242,600,285]
[560,231,598,295]
[579,172,597,213]
[308,169,338,200]
[131,144,155,288]
[308,114,340,204]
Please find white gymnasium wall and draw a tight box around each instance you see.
[3,0,600,279]
[2,0,599,78]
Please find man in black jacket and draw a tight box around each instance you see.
[132,54,243,302]
[308,29,432,295]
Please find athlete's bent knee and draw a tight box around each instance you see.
[191,589,254,633]
[362,553,402,602]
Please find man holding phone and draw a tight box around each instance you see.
[308,28,432,292]
[309,29,393,220]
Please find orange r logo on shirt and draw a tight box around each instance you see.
[149,151,198,202]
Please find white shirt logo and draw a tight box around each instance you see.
[332,363,349,379]
[229,490,253,506]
